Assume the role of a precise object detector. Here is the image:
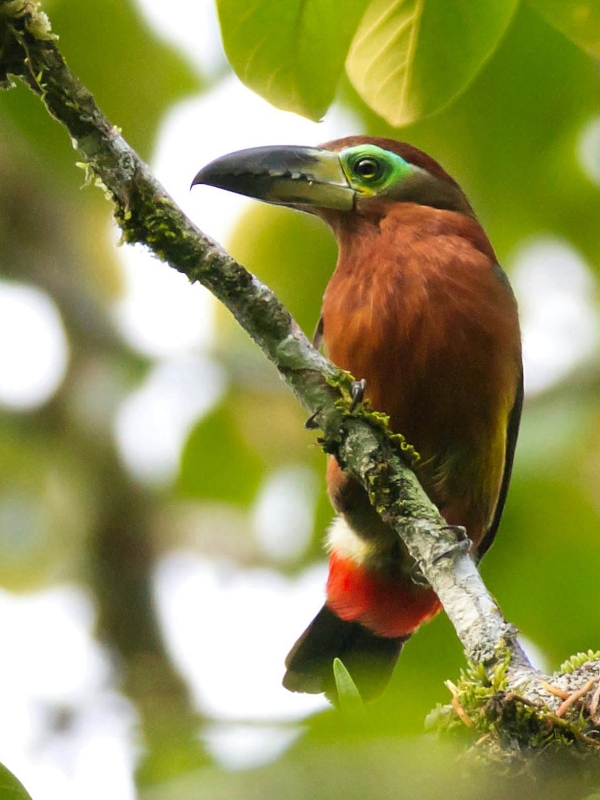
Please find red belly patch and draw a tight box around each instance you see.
[326,552,442,638]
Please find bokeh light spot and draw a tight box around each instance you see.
[113,241,215,359]
[154,551,328,721]
[115,355,226,486]
[577,116,600,185]
[0,281,68,410]
[203,722,301,771]
[511,238,599,395]
[252,465,319,562]
[135,0,226,77]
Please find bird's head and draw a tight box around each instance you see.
[192,136,474,227]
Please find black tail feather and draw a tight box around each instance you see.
[283,605,408,702]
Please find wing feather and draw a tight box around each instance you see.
[475,366,523,562]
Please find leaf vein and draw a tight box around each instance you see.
[400,0,425,110]
[241,29,274,82]
[351,0,405,52]
[364,6,418,94]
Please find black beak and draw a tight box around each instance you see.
[191,145,356,211]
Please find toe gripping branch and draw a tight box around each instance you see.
[411,525,470,588]
[433,525,471,564]
[305,377,366,430]
[350,378,367,410]
[305,409,321,430]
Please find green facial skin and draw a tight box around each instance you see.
[337,144,416,198]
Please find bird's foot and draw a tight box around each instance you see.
[443,524,469,542]
[411,527,469,586]
[350,378,367,411]
[432,526,470,564]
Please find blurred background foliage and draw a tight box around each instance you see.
[1,0,600,797]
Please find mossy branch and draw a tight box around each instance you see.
[1,0,599,759]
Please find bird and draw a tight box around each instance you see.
[192,136,523,701]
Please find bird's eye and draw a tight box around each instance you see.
[353,157,382,181]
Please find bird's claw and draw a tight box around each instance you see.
[432,526,470,565]
[443,524,469,542]
[412,528,470,584]
[350,378,367,411]
[411,562,430,587]
[305,409,321,430]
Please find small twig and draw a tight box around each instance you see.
[546,712,600,747]
[446,680,473,727]
[451,696,473,728]
[539,679,570,701]
[555,679,598,719]
[503,692,541,709]
[589,672,600,722]
[464,733,491,757]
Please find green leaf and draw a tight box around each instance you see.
[346,0,519,127]
[0,762,33,800]
[216,0,370,119]
[333,657,365,713]
[527,0,600,57]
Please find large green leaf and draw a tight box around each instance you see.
[216,0,370,119]
[346,0,519,127]
[0,762,33,800]
[527,0,600,57]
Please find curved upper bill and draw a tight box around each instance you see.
[191,145,355,211]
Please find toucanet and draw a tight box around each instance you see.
[193,137,523,701]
